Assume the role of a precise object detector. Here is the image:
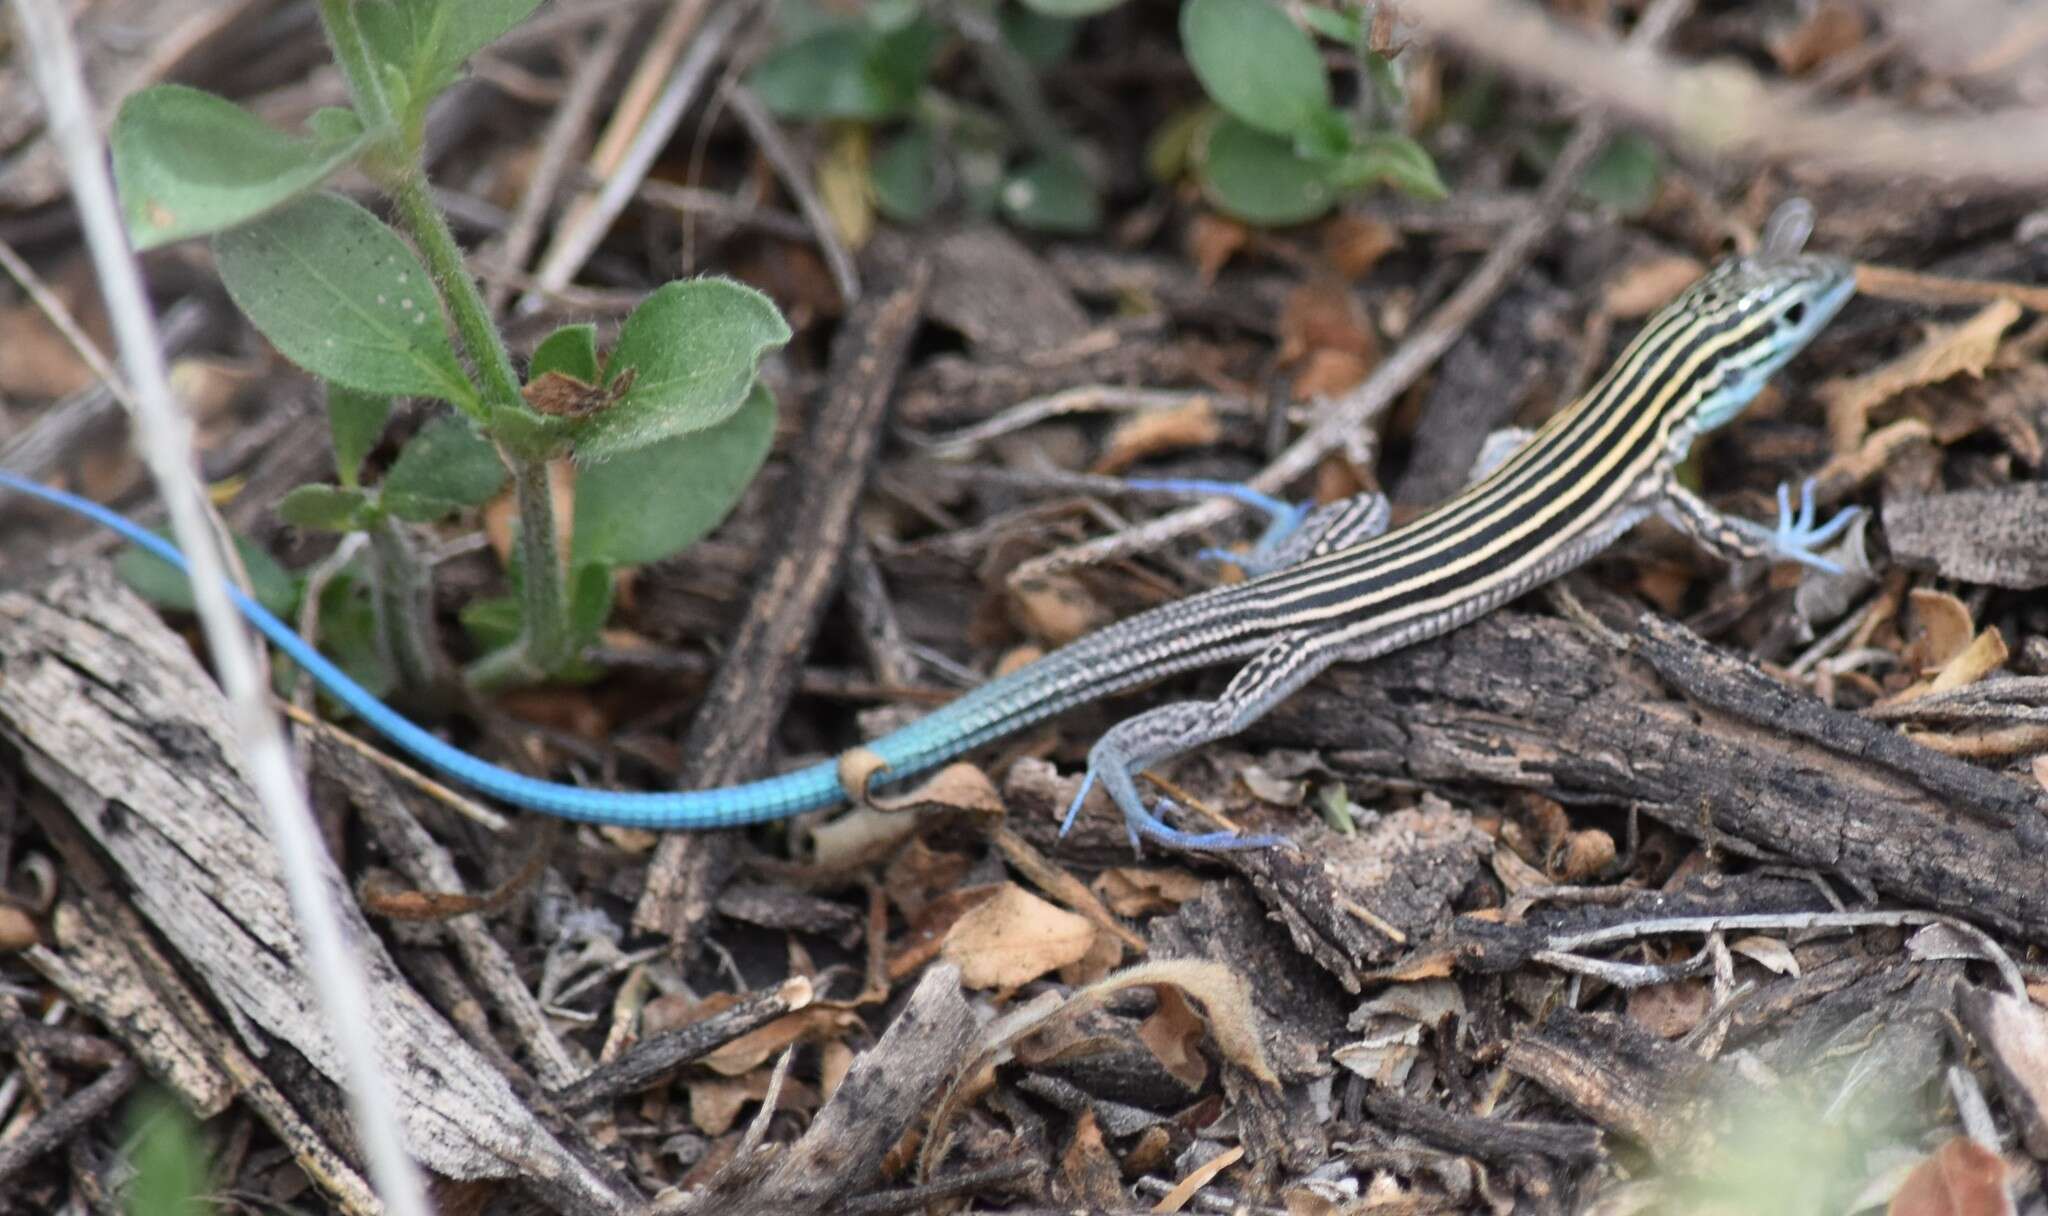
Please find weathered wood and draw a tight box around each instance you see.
[1251,603,2048,942]
[661,964,977,1216]
[0,569,634,1214]
[550,977,813,1112]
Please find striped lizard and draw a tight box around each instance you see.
[0,227,1861,850]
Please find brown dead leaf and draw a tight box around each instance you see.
[701,1006,862,1077]
[1626,976,1710,1039]
[819,1038,855,1105]
[1730,935,1801,977]
[1009,573,1114,645]
[1904,588,1977,674]
[0,904,37,951]
[1321,214,1400,281]
[1928,628,2008,695]
[1137,985,1211,1089]
[1602,255,1706,319]
[688,1074,763,1136]
[1960,988,2048,1158]
[1187,213,1249,284]
[1821,299,2022,453]
[1279,280,1377,366]
[1491,843,1550,896]
[2034,755,2048,794]
[1062,1109,1124,1207]
[521,369,618,418]
[1153,1145,1243,1213]
[1092,396,1223,473]
[1060,925,1125,986]
[941,883,1098,990]
[1554,828,1616,882]
[1094,867,1207,918]
[1770,0,1868,74]
[1291,348,1371,400]
[1886,1137,2014,1216]
[887,883,1003,980]
[883,838,973,920]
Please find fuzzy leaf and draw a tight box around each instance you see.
[213,193,476,408]
[357,0,543,117]
[1197,112,1336,225]
[999,156,1101,233]
[530,323,600,383]
[278,484,374,532]
[748,19,938,120]
[117,530,297,618]
[1182,0,1333,137]
[113,85,368,250]
[326,386,392,488]
[577,279,790,460]
[572,381,776,569]
[381,415,507,521]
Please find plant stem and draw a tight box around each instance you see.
[367,515,452,701]
[386,170,574,683]
[318,3,574,686]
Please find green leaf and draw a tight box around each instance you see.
[381,415,508,521]
[872,128,941,223]
[279,484,374,532]
[748,19,938,121]
[1181,0,1333,137]
[122,1091,208,1216]
[530,323,600,383]
[572,380,776,569]
[568,561,614,641]
[213,193,476,408]
[357,0,544,120]
[1580,133,1663,216]
[117,529,298,618]
[1328,132,1447,200]
[1001,6,1081,67]
[112,85,368,250]
[1197,113,1337,225]
[458,595,522,654]
[327,386,392,488]
[578,279,791,460]
[1298,5,1361,44]
[1019,0,1129,14]
[999,156,1101,233]
[313,572,397,701]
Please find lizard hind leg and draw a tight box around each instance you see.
[1059,632,1332,852]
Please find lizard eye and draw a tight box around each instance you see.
[1784,301,1807,326]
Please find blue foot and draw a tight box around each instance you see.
[1123,478,1312,575]
[1771,478,1862,575]
[1060,766,1288,854]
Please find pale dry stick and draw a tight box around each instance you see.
[277,702,509,831]
[484,9,638,314]
[1543,909,2025,995]
[912,386,1252,457]
[1404,0,2048,185]
[12,1,430,1213]
[1854,262,2048,312]
[724,82,861,304]
[1014,0,1695,580]
[519,0,750,312]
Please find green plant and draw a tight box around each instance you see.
[109,0,791,691]
[121,1089,211,1216]
[749,0,1103,234]
[1173,0,1444,223]
[750,0,1446,234]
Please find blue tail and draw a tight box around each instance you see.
[0,469,923,829]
